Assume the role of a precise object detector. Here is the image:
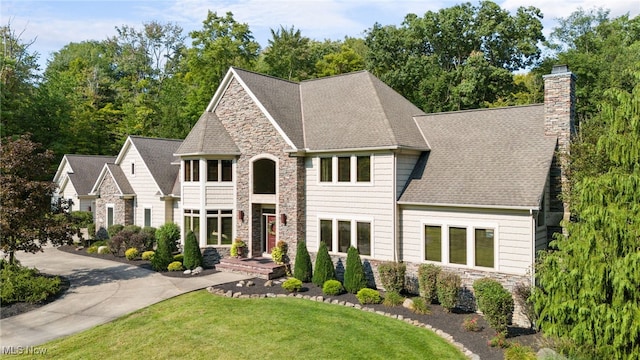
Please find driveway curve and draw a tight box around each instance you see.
[0,247,250,348]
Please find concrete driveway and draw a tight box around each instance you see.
[0,247,250,348]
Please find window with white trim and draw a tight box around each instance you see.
[183,209,200,241]
[184,160,199,182]
[206,210,233,245]
[144,208,151,227]
[423,224,495,269]
[319,218,372,256]
[207,160,233,182]
[318,155,371,183]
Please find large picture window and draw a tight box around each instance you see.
[319,218,372,256]
[424,225,442,262]
[206,210,233,246]
[423,224,495,269]
[253,159,276,194]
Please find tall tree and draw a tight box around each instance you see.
[533,70,640,360]
[182,11,260,123]
[0,135,75,264]
[262,26,318,81]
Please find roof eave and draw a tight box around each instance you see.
[289,145,429,155]
[397,201,539,211]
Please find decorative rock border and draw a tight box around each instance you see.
[206,286,480,360]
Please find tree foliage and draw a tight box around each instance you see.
[533,70,640,360]
[0,135,75,264]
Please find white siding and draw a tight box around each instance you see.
[59,179,81,212]
[182,185,201,205]
[396,152,420,198]
[400,205,535,276]
[205,185,234,207]
[305,152,396,260]
[120,146,167,228]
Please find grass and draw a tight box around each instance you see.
[17,291,467,360]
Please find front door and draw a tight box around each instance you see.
[264,214,277,254]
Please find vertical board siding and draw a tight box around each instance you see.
[400,205,534,276]
[305,152,395,260]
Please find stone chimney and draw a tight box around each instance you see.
[543,64,576,222]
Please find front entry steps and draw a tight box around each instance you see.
[216,257,287,280]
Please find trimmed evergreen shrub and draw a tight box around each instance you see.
[473,278,514,335]
[343,246,367,294]
[107,224,124,238]
[382,290,404,307]
[410,297,430,315]
[125,248,139,260]
[436,271,461,312]
[141,251,155,261]
[173,254,184,263]
[95,227,109,241]
[293,240,312,282]
[378,261,406,293]
[418,263,441,303]
[356,288,381,305]
[282,278,303,292]
[322,279,344,296]
[0,263,61,304]
[312,242,335,287]
[167,261,183,271]
[183,230,203,270]
[123,225,141,233]
[152,223,179,272]
[230,239,246,257]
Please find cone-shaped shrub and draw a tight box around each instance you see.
[293,240,312,282]
[344,246,367,293]
[151,223,178,272]
[312,242,335,286]
[183,230,203,270]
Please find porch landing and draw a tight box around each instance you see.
[215,257,287,280]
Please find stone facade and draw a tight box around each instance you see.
[214,79,306,260]
[94,173,134,231]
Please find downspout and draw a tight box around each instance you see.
[393,153,398,262]
[529,209,536,287]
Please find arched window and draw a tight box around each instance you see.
[253,158,276,194]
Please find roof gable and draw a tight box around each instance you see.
[91,163,135,196]
[400,104,557,208]
[54,155,116,196]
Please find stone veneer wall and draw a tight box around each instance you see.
[214,79,306,260]
[310,251,533,327]
[94,174,132,230]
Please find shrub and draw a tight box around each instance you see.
[142,251,155,261]
[98,246,110,254]
[382,290,405,307]
[125,232,147,252]
[87,223,96,239]
[87,245,98,254]
[473,278,514,335]
[356,288,381,305]
[436,271,460,312]
[462,316,482,332]
[271,241,287,264]
[488,332,510,349]
[70,211,93,227]
[141,227,157,250]
[293,240,312,282]
[173,254,184,263]
[312,242,335,287]
[95,226,109,241]
[378,262,406,293]
[108,230,132,256]
[155,222,180,253]
[152,223,179,272]
[230,239,246,258]
[0,263,61,304]
[167,261,183,271]
[123,224,141,233]
[322,279,344,296]
[282,278,303,292]
[514,282,537,329]
[504,343,536,360]
[344,246,367,294]
[418,263,441,303]
[107,224,124,238]
[410,297,430,315]
[183,230,203,270]
[125,248,139,260]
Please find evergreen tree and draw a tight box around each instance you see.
[182,230,203,270]
[534,73,640,360]
[312,242,336,287]
[343,246,367,294]
[152,223,179,271]
[293,240,312,282]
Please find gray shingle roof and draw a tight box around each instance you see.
[175,112,240,156]
[233,68,304,148]
[129,136,182,196]
[300,71,428,151]
[65,155,116,195]
[106,164,135,195]
[399,104,557,208]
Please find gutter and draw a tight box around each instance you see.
[285,145,429,156]
[397,201,539,211]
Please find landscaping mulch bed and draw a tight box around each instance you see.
[0,275,70,319]
[210,278,543,360]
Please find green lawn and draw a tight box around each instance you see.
[20,291,467,360]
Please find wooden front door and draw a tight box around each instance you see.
[264,214,277,254]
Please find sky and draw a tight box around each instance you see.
[2,0,639,70]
